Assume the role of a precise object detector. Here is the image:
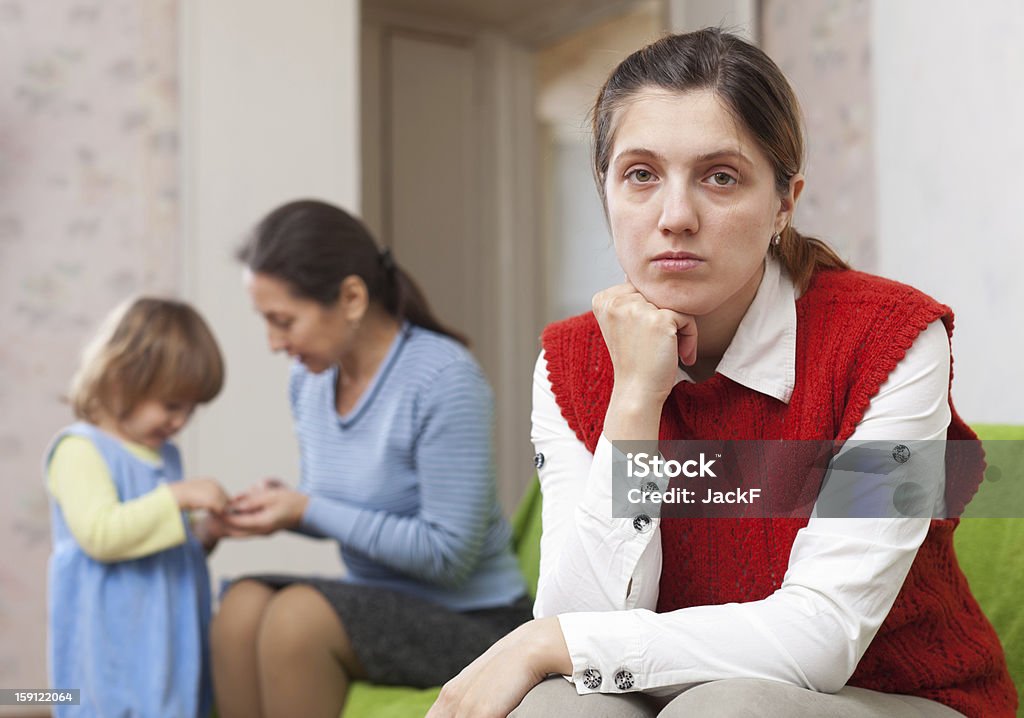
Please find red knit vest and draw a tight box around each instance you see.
[541,269,1016,717]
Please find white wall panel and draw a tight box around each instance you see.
[182,0,361,586]
[873,0,1024,423]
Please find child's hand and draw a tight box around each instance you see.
[169,477,230,513]
[192,511,232,552]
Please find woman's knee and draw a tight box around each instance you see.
[210,579,274,650]
[658,679,813,718]
[659,679,966,718]
[255,584,356,669]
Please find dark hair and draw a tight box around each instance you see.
[70,297,224,421]
[237,199,467,345]
[592,28,849,291]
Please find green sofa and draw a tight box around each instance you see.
[341,425,1023,717]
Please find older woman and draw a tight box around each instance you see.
[210,200,531,718]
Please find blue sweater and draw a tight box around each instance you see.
[292,323,525,610]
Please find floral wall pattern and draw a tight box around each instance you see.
[0,0,179,691]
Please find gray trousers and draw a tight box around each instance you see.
[510,677,966,717]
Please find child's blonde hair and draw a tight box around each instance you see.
[69,297,225,422]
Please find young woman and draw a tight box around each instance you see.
[211,200,531,718]
[427,29,1015,718]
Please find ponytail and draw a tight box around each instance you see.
[775,226,850,293]
[384,260,469,346]
[240,200,468,346]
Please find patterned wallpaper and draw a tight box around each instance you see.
[762,0,876,271]
[0,0,179,691]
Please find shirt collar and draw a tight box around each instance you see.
[676,256,797,404]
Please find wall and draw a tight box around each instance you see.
[181,0,361,587]
[0,0,181,695]
[0,0,361,695]
[362,10,543,510]
[763,0,877,270]
[873,0,1024,423]
[667,0,755,39]
[536,0,663,322]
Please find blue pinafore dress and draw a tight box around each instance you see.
[45,422,212,718]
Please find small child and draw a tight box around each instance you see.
[45,297,229,718]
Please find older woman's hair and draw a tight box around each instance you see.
[237,199,467,346]
[592,28,850,291]
[69,297,225,421]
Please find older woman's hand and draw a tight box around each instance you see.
[426,617,571,718]
[223,481,309,535]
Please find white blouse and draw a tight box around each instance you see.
[531,258,953,697]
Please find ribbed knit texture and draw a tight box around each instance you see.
[290,323,525,611]
[541,269,1016,717]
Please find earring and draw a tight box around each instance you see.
[772,232,782,246]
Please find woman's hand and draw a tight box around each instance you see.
[593,281,697,439]
[223,481,309,535]
[427,617,571,718]
[593,281,697,402]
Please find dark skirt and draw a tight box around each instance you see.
[242,574,533,687]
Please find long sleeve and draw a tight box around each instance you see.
[299,360,496,589]
[47,436,187,562]
[531,353,663,618]
[533,319,952,695]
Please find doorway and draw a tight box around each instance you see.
[360,0,667,508]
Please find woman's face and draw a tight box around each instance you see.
[245,271,352,374]
[604,88,801,317]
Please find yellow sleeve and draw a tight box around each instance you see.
[47,435,187,562]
